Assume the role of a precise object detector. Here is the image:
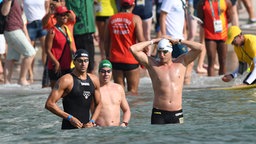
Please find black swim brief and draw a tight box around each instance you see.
[151,108,184,124]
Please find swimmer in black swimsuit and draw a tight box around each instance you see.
[45,49,102,129]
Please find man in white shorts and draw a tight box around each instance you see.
[1,0,36,85]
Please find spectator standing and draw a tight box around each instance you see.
[187,0,207,74]
[65,0,96,73]
[133,0,153,53]
[23,0,50,83]
[197,0,233,76]
[45,6,75,88]
[104,0,145,95]
[1,0,36,85]
[95,0,117,59]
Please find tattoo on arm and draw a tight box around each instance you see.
[53,83,59,90]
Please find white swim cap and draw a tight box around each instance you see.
[157,39,173,53]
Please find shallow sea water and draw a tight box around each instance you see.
[0,73,256,144]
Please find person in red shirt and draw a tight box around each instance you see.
[197,0,233,76]
[45,6,75,88]
[104,0,145,95]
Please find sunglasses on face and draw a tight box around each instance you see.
[76,59,89,63]
[99,69,112,73]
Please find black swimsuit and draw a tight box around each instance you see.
[61,73,95,129]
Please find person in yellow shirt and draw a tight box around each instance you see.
[222,26,256,85]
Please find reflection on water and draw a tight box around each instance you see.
[0,74,256,143]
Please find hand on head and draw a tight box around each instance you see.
[161,35,178,45]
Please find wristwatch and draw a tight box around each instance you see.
[122,121,128,126]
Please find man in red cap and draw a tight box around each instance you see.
[42,4,76,52]
[121,0,135,7]
[55,5,70,14]
[41,3,76,87]
[104,0,145,95]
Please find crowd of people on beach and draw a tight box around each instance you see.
[1,0,256,129]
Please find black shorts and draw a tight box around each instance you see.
[230,0,237,6]
[74,33,95,72]
[151,108,184,124]
[132,0,153,20]
[96,16,110,22]
[27,20,47,41]
[48,69,72,81]
[111,62,139,71]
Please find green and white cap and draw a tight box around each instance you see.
[98,59,112,70]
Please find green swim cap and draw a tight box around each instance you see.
[98,59,112,70]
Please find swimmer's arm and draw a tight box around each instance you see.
[45,75,83,128]
[133,15,148,54]
[45,84,67,117]
[130,38,161,68]
[182,40,203,65]
[120,86,131,127]
[85,74,102,128]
